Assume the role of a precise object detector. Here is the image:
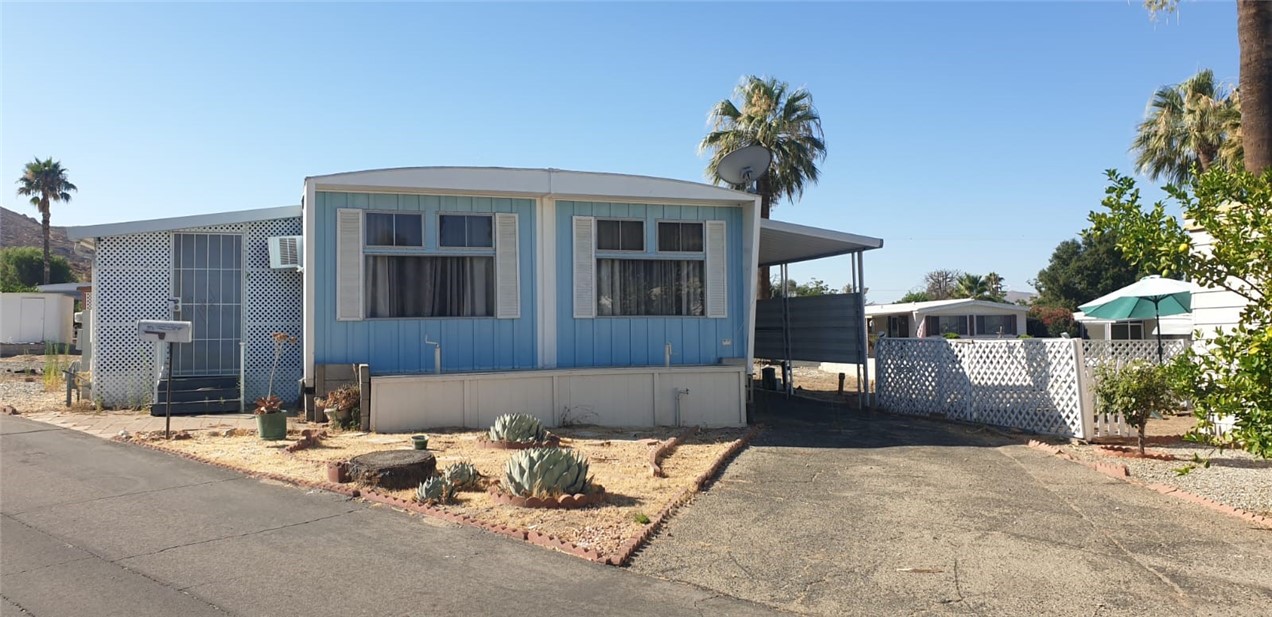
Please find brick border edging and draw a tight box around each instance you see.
[1026,439,1272,529]
[606,425,761,567]
[114,426,760,566]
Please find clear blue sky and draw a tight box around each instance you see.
[2,1,1238,302]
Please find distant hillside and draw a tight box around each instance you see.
[0,206,94,281]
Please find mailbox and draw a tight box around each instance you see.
[138,320,193,343]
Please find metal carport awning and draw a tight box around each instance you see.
[756,219,884,408]
[759,219,883,266]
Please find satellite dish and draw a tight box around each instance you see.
[716,145,772,187]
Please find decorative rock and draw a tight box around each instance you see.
[346,450,437,489]
[2,405,18,415]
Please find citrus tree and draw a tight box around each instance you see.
[1088,166,1272,457]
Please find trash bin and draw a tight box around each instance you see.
[761,366,777,390]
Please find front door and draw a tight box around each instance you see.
[888,315,910,338]
[172,233,242,376]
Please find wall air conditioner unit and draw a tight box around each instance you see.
[268,236,304,270]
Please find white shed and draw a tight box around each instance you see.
[1,292,75,345]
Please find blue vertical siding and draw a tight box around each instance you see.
[555,201,747,368]
[313,191,536,373]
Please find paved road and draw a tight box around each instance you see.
[0,415,776,616]
[633,399,1272,616]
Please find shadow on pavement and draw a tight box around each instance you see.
[752,388,1026,450]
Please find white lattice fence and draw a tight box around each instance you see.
[876,338,1092,438]
[89,217,304,408]
[91,232,177,406]
[1082,339,1188,368]
[243,217,304,404]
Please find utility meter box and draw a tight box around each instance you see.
[138,320,193,343]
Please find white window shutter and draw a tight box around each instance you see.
[573,216,596,319]
[495,213,520,319]
[705,220,727,318]
[336,208,363,321]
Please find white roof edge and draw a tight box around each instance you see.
[67,205,302,240]
[760,219,884,250]
[865,298,1028,315]
[303,166,757,204]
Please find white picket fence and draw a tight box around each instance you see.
[875,339,1194,439]
[875,338,1094,438]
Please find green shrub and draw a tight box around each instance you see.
[1094,360,1181,455]
[942,332,961,339]
[502,447,591,498]
[0,247,76,292]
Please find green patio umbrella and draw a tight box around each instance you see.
[1078,275,1194,363]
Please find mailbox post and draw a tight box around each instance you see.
[138,320,193,439]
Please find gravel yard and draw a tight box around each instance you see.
[0,354,77,414]
[1065,438,1272,518]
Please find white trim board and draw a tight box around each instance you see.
[68,206,301,240]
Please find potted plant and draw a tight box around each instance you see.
[325,384,360,428]
[255,394,287,440]
[256,332,296,440]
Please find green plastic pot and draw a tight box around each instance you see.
[411,434,429,450]
[256,412,287,441]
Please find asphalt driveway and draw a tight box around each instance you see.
[631,397,1272,616]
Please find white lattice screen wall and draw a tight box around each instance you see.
[1082,339,1188,367]
[243,217,303,404]
[90,217,303,408]
[875,339,1091,438]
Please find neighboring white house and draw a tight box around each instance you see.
[1189,227,1250,342]
[1072,312,1193,341]
[0,292,75,345]
[865,298,1028,342]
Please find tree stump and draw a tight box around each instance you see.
[346,450,437,490]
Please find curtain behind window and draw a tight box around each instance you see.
[597,259,703,316]
[366,256,493,317]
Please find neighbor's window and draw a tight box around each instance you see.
[975,315,1017,336]
[658,222,704,252]
[365,213,423,247]
[1111,322,1144,340]
[597,219,644,251]
[926,315,969,336]
[597,259,703,316]
[365,255,493,317]
[439,214,493,248]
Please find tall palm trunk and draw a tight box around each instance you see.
[1239,0,1272,173]
[40,200,51,285]
[758,183,773,300]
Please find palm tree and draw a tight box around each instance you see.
[702,75,827,298]
[954,273,992,301]
[1131,69,1241,185]
[984,272,1006,301]
[15,158,77,284]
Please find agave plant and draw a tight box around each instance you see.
[443,461,482,490]
[502,447,591,498]
[488,413,547,444]
[416,476,455,504]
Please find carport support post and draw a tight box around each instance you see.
[781,263,793,395]
[164,341,173,439]
[856,251,869,409]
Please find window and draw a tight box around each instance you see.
[597,219,644,251]
[596,259,703,316]
[365,256,493,317]
[365,213,422,247]
[1111,321,1144,340]
[439,214,493,248]
[658,222,704,252]
[925,315,969,336]
[975,315,1017,336]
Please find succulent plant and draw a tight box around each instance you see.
[488,413,547,444]
[443,461,482,490]
[502,447,591,498]
[416,476,455,504]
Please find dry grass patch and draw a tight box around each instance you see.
[135,425,746,555]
